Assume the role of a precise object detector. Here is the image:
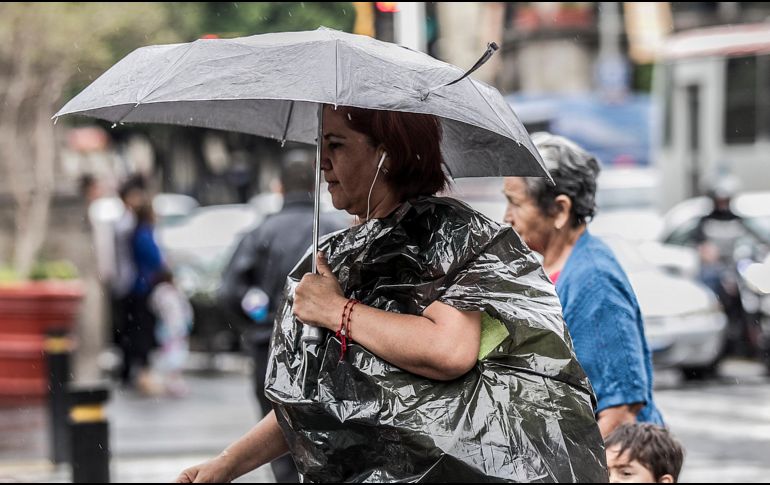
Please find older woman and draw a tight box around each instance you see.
[503,132,664,439]
[177,110,607,483]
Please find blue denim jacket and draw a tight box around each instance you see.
[556,230,664,424]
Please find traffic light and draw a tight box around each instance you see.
[374,2,397,42]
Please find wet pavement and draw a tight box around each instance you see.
[0,353,273,483]
[1,354,769,483]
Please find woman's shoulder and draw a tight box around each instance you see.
[412,196,502,231]
[561,233,636,299]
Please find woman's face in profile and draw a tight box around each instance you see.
[503,177,554,254]
[320,106,382,216]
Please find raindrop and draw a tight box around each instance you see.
[288,10,292,17]
[416,154,421,160]
[347,113,352,121]
[111,123,117,129]
[53,117,59,125]
[77,66,81,73]
[343,9,347,15]
[233,2,238,8]
[281,140,286,148]
[98,444,103,450]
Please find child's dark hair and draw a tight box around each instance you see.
[605,423,684,482]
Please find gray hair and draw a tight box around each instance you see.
[524,132,601,227]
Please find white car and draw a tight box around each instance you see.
[156,204,265,352]
[660,191,770,251]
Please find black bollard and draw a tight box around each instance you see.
[68,384,110,483]
[44,329,73,464]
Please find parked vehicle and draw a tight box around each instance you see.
[652,23,770,210]
[739,256,770,373]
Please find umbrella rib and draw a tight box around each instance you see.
[280,100,295,146]
[468,79,517,142]
[117,41,200,123]
[335,38,340,106]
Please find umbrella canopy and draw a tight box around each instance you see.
[55,27,546,179]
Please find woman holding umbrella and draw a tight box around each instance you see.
[176,106,608,483]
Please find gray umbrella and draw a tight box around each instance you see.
[55,27,547,341]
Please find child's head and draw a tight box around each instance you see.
[605,423,684,483]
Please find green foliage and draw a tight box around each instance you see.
[192,2,355,38]
[0,260,78,281]
[28,260,80,281]
[0,266,18,283]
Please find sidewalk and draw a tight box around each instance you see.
[0,353,274,483]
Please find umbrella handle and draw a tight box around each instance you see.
[301,103,325,345]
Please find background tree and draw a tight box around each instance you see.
[0,2,354,279]
[0,3,184,279]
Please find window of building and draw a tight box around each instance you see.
[724,56,757,144]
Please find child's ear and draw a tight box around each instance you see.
[657,474,675,483]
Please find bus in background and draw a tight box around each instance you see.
[653,23,770,211]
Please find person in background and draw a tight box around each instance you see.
[694,177,760,358]
[219,156,348,483]
[128,202,164,396]
[605,423,684,483]
[113,175,149,387]
[503,132,663,437]
[149,269,193,397]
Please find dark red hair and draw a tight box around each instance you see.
[336,107,448,201]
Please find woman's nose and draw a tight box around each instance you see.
[318,148,332,170]
[503,206,514,225]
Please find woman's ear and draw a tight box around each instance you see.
[553,195,572,230]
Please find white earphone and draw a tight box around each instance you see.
[366,151,388,222]
[377,151,387,172]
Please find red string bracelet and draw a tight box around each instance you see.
[337,298,360,361]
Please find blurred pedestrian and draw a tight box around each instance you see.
[219,156,348,482]
[503,132,663,437]
[694,177,760,358]
[149,269,193,397]
[605,423,684,483]
[112,175,149,386]
[127,202,164,396]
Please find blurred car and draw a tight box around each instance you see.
[660,191,770,367]
[152,193,200,226]
[156,204,265,353]
[660,191,770,251]
[449,178,727,376]
[157,193,352,354]
[602,237,727,376]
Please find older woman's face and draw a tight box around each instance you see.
[503,177,555,254]
[320,106,383,216]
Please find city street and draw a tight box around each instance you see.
[1,354,768,483]
[655,359,770,483]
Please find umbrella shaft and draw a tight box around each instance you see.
[302,103,325,344]
[312,103,323,274]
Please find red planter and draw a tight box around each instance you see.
[0,281,84,405]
